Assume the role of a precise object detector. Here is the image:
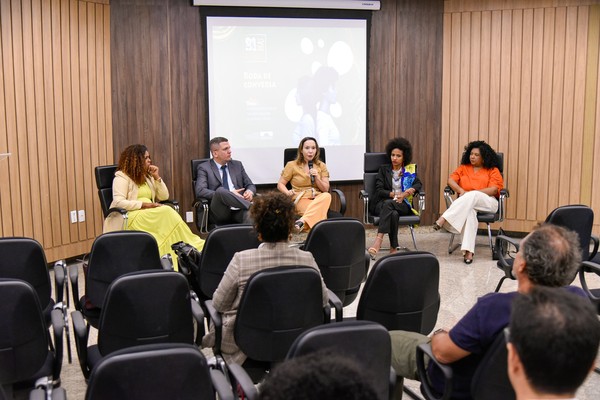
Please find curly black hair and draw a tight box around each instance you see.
[460,140,500,169]
[385,137,413,165]
[118,144,148,186]
[250,192,296,242]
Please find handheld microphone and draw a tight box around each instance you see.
[308,160,314,185]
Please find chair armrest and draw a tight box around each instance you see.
[359,190,370,224]
[209,369,235,400]
[107,206,128,217]
[416,191,426,212]
[228,363,258,400]
[193,198,210,234]
[416,343,453,400]
[443,186,454,208]
[589,235,599,261]
[579,261,600,303]
[160,254,174,270]
[71,310,90,378]
[495,235,521,273]
[68,263,81,312]
[327,289,343,322]
[497,189,509,221]
[50,308,65,380]
[389,367,397,400]
[191,298,206,340]
[159,199,179,212]
[52,260,66,305]
[331,188,346,215]
[204,300,223,355]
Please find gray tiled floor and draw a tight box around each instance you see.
[55,227,600,399]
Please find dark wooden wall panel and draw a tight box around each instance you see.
[110,0,444,230]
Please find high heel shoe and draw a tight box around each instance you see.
[463,251,474,264]
[368,236,383,259]
[294,220,305,232]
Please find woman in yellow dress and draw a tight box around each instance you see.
[103,144,204,269]
[277,137,331,232]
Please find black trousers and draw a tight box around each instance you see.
[375,199,411,248]
[209,188,251,225]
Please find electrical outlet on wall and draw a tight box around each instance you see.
[186,211,194,223]
[70,210,77,224]
[78,210,85,222]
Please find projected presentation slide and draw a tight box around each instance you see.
[206,16,367,183]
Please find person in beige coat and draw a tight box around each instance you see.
[202,192,328,364]
[103,144,204,269]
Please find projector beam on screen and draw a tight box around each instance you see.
[205,15,368,184]
[193,0,381,10]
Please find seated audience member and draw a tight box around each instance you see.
[258,350,378,400]
[434,140,503,264]
[201,192,328,364]
[277,136,331,232]
[367,137,422,257]
[194,137,256,225]
[103,144,204,270]
[507,286,600,400]
[389,223,583,399]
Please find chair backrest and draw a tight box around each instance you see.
[302,218,368,306]
[357,251,440,333]
[496,152,504,174]
[286,320,393,400]
[234,266,326,363]
[470,332,515,400]
[86,231,165,308]
[191,158,210,194]
[198,225,261,299]
[97,270,194,356]
[363,152,388,196]
[0,237,52,309]
[95,165,118,218]
[284,147,326,166]
[545,205,594,261]
[86,343,218,400]
[0,279,49,384]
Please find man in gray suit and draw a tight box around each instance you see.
[195,137,256,225]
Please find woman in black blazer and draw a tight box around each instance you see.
[368,138,422,257]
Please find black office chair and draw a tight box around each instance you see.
[0,279,64,399]
[72,270,204,380]
[495,204,599,292]
[196,225,261,300]
[443,153,509,257]
[579,260,600,374]
[417,332,515,400]
[285,321,396,400]
[356,251,440,334]
[205,266,338,382]
[95,164,179,230]
[69,231,169,328]
[84,343,239,400]
[301,218,369,306]
[360,152,425,251]
[283,147,346,217]
[0,237,71,362]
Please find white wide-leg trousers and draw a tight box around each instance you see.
[442,191,498,254]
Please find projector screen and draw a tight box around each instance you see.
[205,15,368,184]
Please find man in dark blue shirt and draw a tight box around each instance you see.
[390,223,583,399]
